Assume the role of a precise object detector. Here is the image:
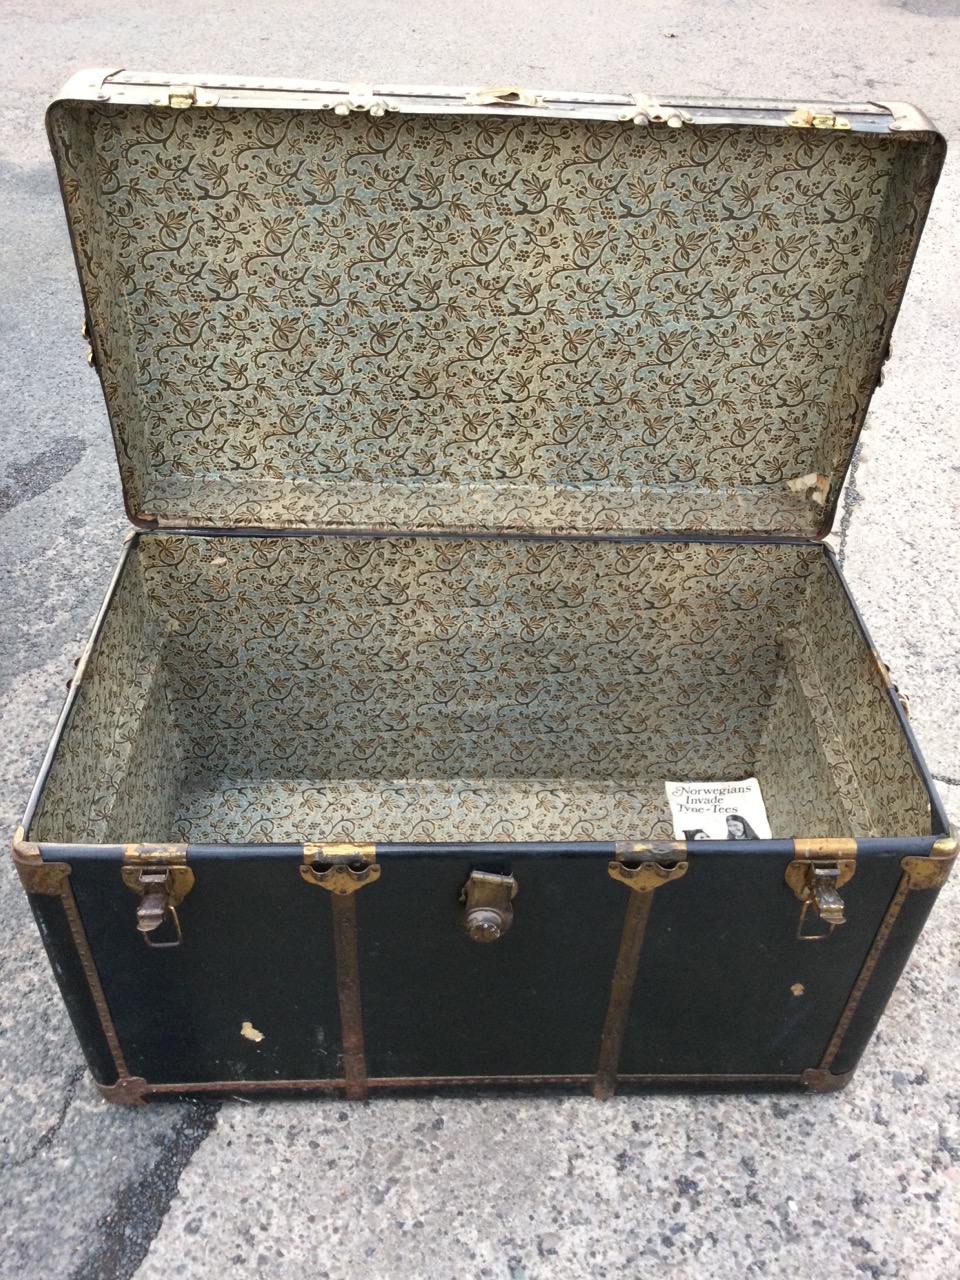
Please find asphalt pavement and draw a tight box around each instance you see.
[1,2,959,1277]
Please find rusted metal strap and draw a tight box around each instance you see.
[301,843,379,1101]
[594,850,688,1099]
[594,887,656,1100]
[329,893,369,1100]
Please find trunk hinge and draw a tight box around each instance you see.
[122,844,193,947]
[329,85,396,118]
[619,93,692,129]
[786,838,857,940]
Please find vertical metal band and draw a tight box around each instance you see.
[329,893,369,1100]
[300,846,379,1101]
[818,875,910,1071]
[818,843,956,1072]
[59,879,132,1083]
[594,887,655,1099]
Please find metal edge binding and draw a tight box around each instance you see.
[101,1071,814,1098]
[51,70,908,138]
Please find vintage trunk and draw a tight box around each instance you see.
[14,71,954,1102]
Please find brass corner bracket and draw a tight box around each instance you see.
[800,1066,855,1094]
[12,827,71,895]
[902,836,958,891]
[97,1075,150,1106]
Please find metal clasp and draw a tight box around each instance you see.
[786,107,851,130]
[121,864,195,948]
[786,846,856,940]
[464,86,544,108]
[155,85,219,109]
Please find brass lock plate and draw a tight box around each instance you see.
[460,871,518,943]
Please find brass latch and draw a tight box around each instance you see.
[786,107,851,130]
[121,864,195,948]
[460,871,518,943]
[465,86,544,108]
[155,85,219,109]
[300,842,380,893]
[786,840,857,940]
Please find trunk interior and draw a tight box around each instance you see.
[30,533,931,846]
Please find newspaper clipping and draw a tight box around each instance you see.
[665,778,772,841]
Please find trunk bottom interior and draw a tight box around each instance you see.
[30,533,931,846]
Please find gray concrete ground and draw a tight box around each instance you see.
[1,2,959,1277]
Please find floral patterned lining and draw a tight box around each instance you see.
[47,103,940,536]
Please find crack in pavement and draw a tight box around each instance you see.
[835,438,864,571]
[68,1100,220,1280]
[934,774,960,788]
[0,435,89,515]
[0,1064,85,1170]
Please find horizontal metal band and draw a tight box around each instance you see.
[117,1072,807,1097]
[139,1078,347,1096]
[122,843,189,864]
[792,838,858,860]
[302,842,377,864]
